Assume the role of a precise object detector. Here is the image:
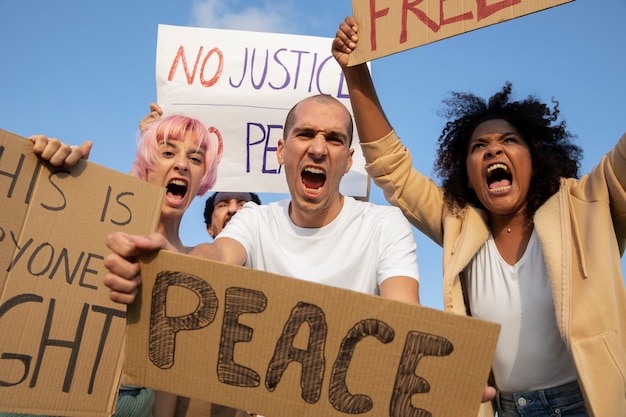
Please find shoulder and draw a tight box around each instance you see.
[346,197,411,230]
[347,196,404,216]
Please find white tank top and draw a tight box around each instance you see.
[464,229,578,392]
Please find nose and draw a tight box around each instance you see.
[227,199,238,213]
[308,134,328,159]
[485,143,503,159]
[174,155,189,172]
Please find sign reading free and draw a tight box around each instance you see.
[348,0,574,65]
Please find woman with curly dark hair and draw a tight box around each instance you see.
[332,16,626,417]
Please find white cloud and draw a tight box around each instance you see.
[190,0,299,34]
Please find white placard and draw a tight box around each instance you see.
[156,24,368,196]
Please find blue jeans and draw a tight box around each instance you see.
[495,380,588,417]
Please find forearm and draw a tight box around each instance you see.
[342,63,393,143]
[188,238,247,266]
[188,242,223,261]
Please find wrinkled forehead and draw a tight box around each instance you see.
[159,130,207,151]
[214,192,253,205]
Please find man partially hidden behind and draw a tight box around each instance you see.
[204,192,261,238]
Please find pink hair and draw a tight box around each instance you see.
[131,115,221,196]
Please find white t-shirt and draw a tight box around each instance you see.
[216,196,419,295]
[465,229,578,392]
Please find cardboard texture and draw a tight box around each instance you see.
[349,0,574,65]
[0,129,164,417]
[125,250,500,417]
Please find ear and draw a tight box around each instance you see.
[344,148,354,174]
[277,139,285,165]
[207,225,216,238]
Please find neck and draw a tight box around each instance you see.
[156,216,185,252]
[289,194,345,228]
[491,215,532,234]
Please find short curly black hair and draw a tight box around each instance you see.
[203,192,262,225]
[434,82,582,217]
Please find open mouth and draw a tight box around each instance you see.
[487,163,512,192]
[166,179,188,201]
[302,167,326,193]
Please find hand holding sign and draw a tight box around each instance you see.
[29,134,92,169]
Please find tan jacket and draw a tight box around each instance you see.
[362,130,626,417]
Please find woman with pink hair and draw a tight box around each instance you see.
[122,114,222,417]
[12,113,222,417]
[131,114,221,253]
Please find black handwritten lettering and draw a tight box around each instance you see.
[390,331,453,417]
[150,271,219,369]
[0,294,125,393]
[6,236,104,290]
[48,250,103,289]
[31,299,88,392]
[0,294,43,386]
[329,319,395,413]
[218,287,267,387]
[89,305,125,394]
[49,248,84,285]
[112,192,134,226]
[79,253,103,290]
[100,186,134,226]
[0,148,42,205]
[0,147,24,200]
[40,169,68,211]
[27,242,55,276]
[265,302,326,403]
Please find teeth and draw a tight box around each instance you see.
[491,185,511,193]
[304,167,324,175]
[487,163,508,173]
[169,179,187,186]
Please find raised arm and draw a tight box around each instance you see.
[332,16,393,143]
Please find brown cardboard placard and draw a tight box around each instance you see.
[125,250,500,417]
[0,129,164,417]
[349,0,574,65]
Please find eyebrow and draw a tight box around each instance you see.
[470,131,521,141]
[293,126,349,144]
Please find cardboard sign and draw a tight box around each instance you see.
[124,250,500,417]
[0,130,164,417]
[349,0,574,65]
[156,24,369,197]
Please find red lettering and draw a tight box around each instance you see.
[369,0,390,51]
[200,47,224,87]
[477,0,521,21]
[440,0,473,26]
[167,46,204,84]
[401,0,439,43]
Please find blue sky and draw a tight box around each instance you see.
[1,0,624,310]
